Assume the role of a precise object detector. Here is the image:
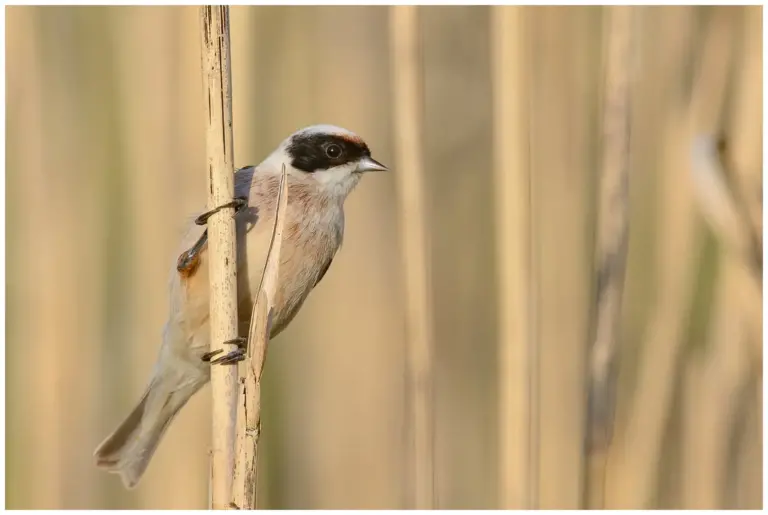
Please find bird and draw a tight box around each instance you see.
[93,124,388,489]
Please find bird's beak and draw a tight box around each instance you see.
[355,156,389,173]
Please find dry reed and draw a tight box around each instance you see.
[390,5,435,509]
[199,6,239,509]
[604,9,698,507]
[585,5,634,509]
[231,168,289,509]
[525,8,599,508]
[685,11,762,506]
[7,8,67,507]
[490,6,535,510]
[4,6,761,510]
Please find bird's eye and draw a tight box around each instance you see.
[325,144,343,159]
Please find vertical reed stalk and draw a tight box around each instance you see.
[490,6,535,510]
[6,7,65,507]
[199,6,239,509]
[679,10,739,508]
[585,5,634,508]
[390,5,435,509]
[723,6,762,355]
[231,168,289,509]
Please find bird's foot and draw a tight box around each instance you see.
[194,196,248,226]
[201,337,248,365]
[210,348,246,365]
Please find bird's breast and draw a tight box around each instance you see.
[237,202,342,338]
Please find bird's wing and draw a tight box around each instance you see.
[175,166,261,279]
[169,167,279,336]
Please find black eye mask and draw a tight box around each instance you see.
[287,133,371,173]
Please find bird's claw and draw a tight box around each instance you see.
[201,337,248,365]
[201,349,222,362]
[210,348,246,365]
[195,196,249,226]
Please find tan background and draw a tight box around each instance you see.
[6,5,762,509]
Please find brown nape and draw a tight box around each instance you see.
[335,133,366,148]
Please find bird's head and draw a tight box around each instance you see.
[266,124,388,198]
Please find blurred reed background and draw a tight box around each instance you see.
[5,5,761,509]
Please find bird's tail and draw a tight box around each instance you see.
[93,371,206,489]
